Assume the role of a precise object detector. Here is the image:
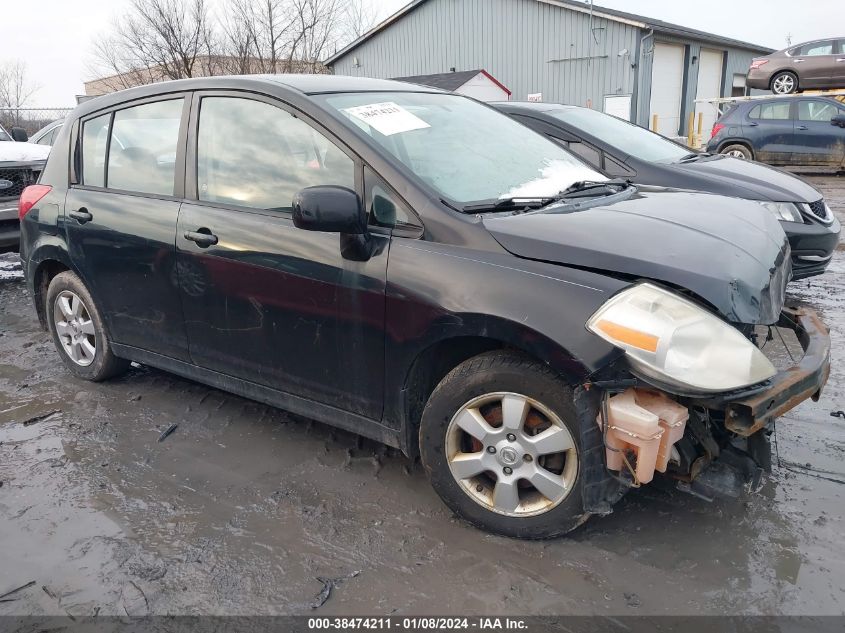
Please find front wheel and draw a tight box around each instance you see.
[419,351,588,538]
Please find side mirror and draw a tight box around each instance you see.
[831,114,845,128]
[10,127,28,142]
[292,186,366,234]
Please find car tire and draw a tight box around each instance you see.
[720,144,753,160]
[46,271,129,382]
[419,350,588,539]
[771,71,798,95]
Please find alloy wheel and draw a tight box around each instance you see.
[445,392,578,517]
[53,290,97,366]
[772,74,795,94]
[726,149,747,159]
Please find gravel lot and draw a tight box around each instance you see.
[1,176,844,617]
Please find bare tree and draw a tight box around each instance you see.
[89,0,370,91]
[89,0,215,91]
[0,60,40,110]
[341,0,377,43]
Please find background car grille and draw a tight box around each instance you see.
[807,199,830,222]
[0,166,41,201]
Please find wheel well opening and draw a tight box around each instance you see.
[34,260,70,330]
[719,140,754,158]
[403,336,507,456]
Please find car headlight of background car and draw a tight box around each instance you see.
[758,201,804,223]
[587,283,776,393]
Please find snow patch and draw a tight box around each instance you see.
[501,159,604,199]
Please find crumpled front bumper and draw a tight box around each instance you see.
[708,306,830,436]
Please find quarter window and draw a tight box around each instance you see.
[107,99,183,195]
[798,101,839,122]
[197,97,355,211]
[749,103,791,120]
[81,114,111,187]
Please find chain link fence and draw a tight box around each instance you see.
[0,108,74,138]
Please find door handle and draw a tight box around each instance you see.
[797,125,808,130]
[748,122,758,126]
[68,208,93,224]
[793,58,805,63]
[184,229,218,248]
[837,58,845,62]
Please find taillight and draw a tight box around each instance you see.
[750,59,769,70]
[18,184,52,220]
[711,123,725,139]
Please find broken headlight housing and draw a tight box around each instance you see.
[758,201,804,223]
[587,283,776,393]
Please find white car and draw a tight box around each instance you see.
[0,123,50,252]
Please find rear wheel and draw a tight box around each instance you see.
[419,351,587,538]
[771,71,798,94]
[720,144,752,160]
[46,271,129,381]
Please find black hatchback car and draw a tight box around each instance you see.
[20,76,830,538]
[495,101,841,280]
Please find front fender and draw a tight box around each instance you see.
[383,238,628,433]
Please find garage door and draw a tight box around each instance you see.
[694,49,724,137]
[649,42,685,136]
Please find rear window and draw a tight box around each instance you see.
[107,99,183,195]
[748,103,791,120]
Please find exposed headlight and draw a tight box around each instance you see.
[758,201,803,223]
[587,283,776,393]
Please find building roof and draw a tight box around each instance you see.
[325,0,773,66]
[392,69,512,95]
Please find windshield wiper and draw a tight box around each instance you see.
[462,197,553,213]
[554,178,631,200]
[677,152,712,163]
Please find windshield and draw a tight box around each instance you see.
[0,125,11,142]
[321,92,603,205]
[549,107,691,164]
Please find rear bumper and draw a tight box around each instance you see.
[716,306,830,436]
[746,70,772,90]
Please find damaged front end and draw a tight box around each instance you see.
[579,303,830,511]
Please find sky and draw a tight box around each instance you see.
[1,0,841,107]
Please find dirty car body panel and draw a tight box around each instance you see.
[18,75,832,535]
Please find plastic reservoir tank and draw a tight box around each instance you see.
[597,388,689,484]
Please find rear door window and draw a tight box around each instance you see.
[81,113,111,187]
[196,96,355,211]
[749,103,791,120]
[798,40,835,56]
[107,99,184,196]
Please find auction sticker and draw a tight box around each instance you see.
[344,102,430,136]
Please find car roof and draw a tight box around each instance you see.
[492,101,578,113]
[73,74,444,120]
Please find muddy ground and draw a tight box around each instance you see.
[1,176,844,617]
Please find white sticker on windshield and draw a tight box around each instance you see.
[343,102,430,136]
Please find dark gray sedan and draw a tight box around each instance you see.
[495,101,841,280]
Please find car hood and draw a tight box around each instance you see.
[483,188,791,325]
[0,141,50,162]
[670,155,821,203]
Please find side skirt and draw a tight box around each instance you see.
[111,344,402,450]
